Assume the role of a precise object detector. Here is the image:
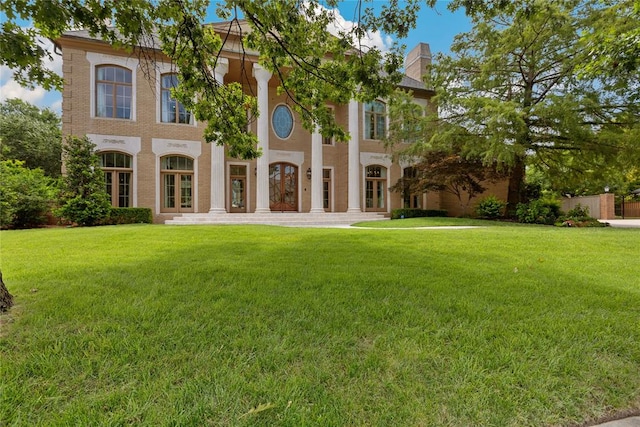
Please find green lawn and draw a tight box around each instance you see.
[1,223,639,426]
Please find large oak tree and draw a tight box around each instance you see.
[387,0,640,208]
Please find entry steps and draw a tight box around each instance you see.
[165,212,389,227]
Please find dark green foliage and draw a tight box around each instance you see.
[56,136,111,226]
[106,208,153,225]
[391,208,448,219]
[0,160,56,229]
[557,204,606,227]
[0,99,62,177]
[515,200,562,225]
[475,195,506,219]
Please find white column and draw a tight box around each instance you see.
[253,64,272,213]
[209,58,229,213]
[309,128,324,213]
[347,99,362,212]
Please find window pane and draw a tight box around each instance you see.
[161,89,175,123]
[97,83,112,117]
[164,174,175,208]
[230,165,246,176]
[272,105,293,139]
[180,175,192,208]
[116,85,131,119]
[104,171,113,201]
[118,172,131,207]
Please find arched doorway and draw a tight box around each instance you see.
[365,165,387,212]
[269,162,298,211]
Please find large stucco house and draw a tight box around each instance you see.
[55,21,507,223]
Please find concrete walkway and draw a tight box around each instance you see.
[591,416,640,427]
[601,219,640,228]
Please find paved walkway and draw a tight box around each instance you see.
[591,416,640,427]
[601,219,640,228]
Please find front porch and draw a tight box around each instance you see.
[165,212,389,227]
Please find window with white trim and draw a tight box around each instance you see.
[364,100,386,140]
[96,65,132,119]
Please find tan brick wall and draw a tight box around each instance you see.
[59,37,437,222]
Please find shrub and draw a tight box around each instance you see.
[0,160,56,229]
[106,208,153,225]
[515,200,562,225]
[557,204,606,227]
[566,204,590,221]
[56,136,111,226]
[475,195,506,219]
[391,208,448,219]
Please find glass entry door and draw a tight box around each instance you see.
[365,165,387,212]
[230,165,247,213]
[269,163,298,211]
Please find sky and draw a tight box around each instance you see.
[0,1,471,114]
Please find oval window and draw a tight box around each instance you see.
[272,105,294,139]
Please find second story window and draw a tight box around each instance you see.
[364,100,386,140]
[96,65,132,119]
[161,74,191,124]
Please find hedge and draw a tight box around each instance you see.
[105,207,153,225]
[391,208,448,219]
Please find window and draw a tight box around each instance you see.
[323,169,332,211]
[100,152,133,207]
[364,100,386,140]
[96,65,132,119]
[161,74,191,124]
[272,105,294,139]
[403,167,421,208]
[161,155,194,213]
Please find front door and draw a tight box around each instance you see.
[365,165,387,212]
[269,163,298,211]
[230,165,247,213]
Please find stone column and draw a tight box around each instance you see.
[253,64,272,213]
[209,58,229,213]
[309,128,324,213]
[347,99,362,212]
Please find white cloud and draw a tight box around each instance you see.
[0,35,62,112]
[304,2,395,53]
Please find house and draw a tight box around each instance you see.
[55,21,508,223]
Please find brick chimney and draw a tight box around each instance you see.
[404,42,432,81]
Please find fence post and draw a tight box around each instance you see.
[599,193,615,220]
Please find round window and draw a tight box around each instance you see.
[272,105,293,139]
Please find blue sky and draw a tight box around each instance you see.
[0,1,470,113]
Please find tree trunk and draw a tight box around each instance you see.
[0,270,14,313]
[506,156,526,216]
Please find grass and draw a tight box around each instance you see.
[1,223,639,426]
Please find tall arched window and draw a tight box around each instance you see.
[364,101,386,140]
[96,65,132,119]
[161,155,194,213]
[100,152,133,207]
[161,74,191,124]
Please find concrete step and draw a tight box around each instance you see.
[165,212,389,226]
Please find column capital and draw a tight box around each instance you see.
[212,57,229,83]
[252,63,272,83]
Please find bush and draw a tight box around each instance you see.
[106,208,153,224]
[515,199,562,225]
[56,136,111,226]
[566,204,590,221]
[475,195,506,219]
[0,160,56,229]
[391,208,448,219]
[556,204,606,227]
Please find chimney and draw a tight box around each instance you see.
[404,42,432,81]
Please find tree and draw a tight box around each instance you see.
[0,99,62,177]
[56,136,111,226]
[1,0,433,160]
[388,0,639,209]
[0,160,55,229]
